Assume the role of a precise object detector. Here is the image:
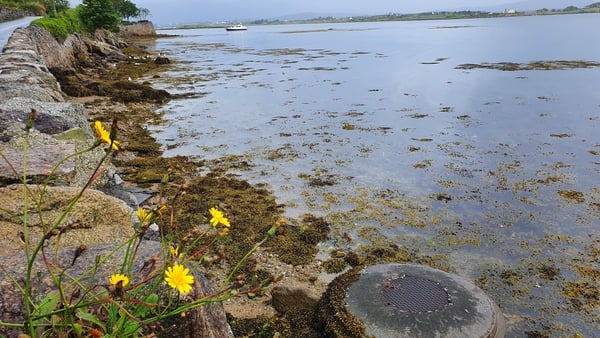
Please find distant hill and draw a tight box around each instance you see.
[453,0,595,12]
[264,1,597,23]
[268,12,358,21]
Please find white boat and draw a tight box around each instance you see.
[225,24,247,31]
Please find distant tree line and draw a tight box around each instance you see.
[249,2,600,26]
[532,3,600,14]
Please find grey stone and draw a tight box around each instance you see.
[0,27,65,103]
[0,97,89,135]
[271,285,320,313]
[0,22,232,338]
[154,56,171,64]
[0,26,119,189]
[0,142,76,179]
[118,21,157,37]
[0,184,135,256]
[0,8,36,23]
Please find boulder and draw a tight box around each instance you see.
[118,21,158,37]
[0,97,90,135]
[27,25,78,71]
[154,56,171,65]
[0,184,135,256]
[87,39,125,61]
[0,26,126,188]
[271,285,320,314]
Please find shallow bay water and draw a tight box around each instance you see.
[142,14,599,336]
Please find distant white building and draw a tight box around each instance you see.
[504,9,517,14]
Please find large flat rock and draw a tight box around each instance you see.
[0,143,76,178]
[0,184,134,256]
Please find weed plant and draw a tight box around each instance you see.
[0,111,282,337]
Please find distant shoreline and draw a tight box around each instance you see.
[157,6,600,30]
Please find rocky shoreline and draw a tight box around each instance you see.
[0,22,343,337]
[0,23,236,337]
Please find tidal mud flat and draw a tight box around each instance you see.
[138,23,600,337]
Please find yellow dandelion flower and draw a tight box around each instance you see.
[209,207,230,228]
[156,204,168,217]
[165,263,194,294]
[109,273,129,287]
[93,121,119,150]
[275,217,286,228]
[169,245,183,259]
[217,227,230,237]
[137,208,152,224]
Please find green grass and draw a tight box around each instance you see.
[31,8,81,40]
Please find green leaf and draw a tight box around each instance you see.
[122,320,141,336]
[75,308,106,332]
[33,291,60,317]
[133,293,159,318]
[107,303,119,333]
[72,323,84,336]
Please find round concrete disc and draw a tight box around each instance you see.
[345,264,505,338]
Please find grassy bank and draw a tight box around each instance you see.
[31,8,80,39]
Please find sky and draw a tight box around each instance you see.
[70,0,594,26]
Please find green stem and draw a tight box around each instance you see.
[218,234,270,292]
[0,321,25,328]
[24,145,112,334]
[21,125,34,336]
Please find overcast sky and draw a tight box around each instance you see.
[70,0,593,26]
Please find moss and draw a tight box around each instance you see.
[537,265,560,281]
[344,251,365,267]
[413,160,432,168]
[318,267,365,337]
[228,307,326,338]
[561,281,600,313]
[266,214,330,265]
[557,190,585,203]
[499,269,524,286]
[456,60,600,71]
[227,315,291,338]
[322,258,347,274]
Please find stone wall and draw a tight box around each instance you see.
[0,7,37,23]
[0,25,110,186]
[0,24,137,249]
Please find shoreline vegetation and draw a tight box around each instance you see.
[159,3,600,29]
